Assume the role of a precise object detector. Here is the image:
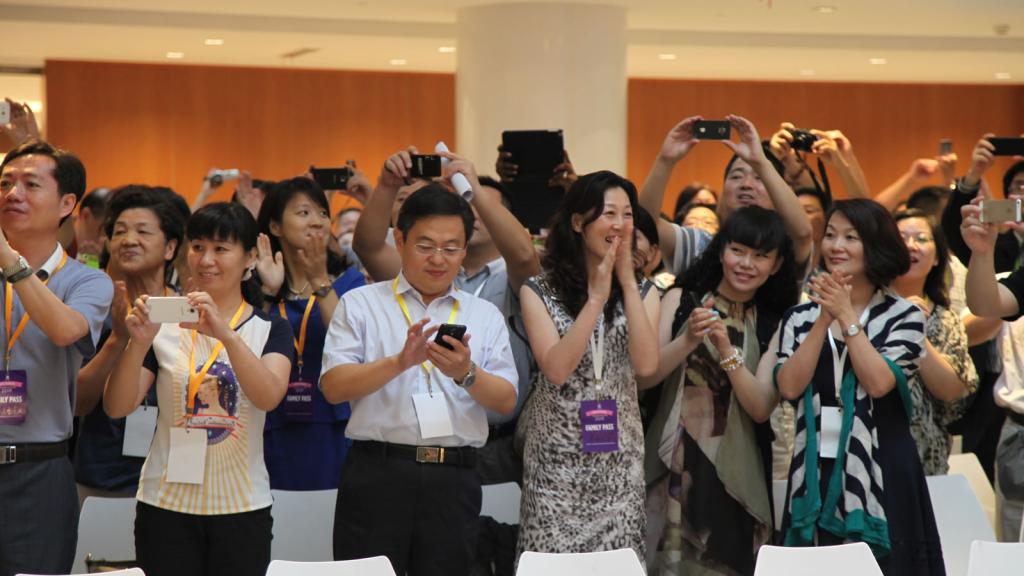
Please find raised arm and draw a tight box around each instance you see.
[351,148,415,281]
[962,195,1020,318]
[639,116,702,269]
[874,158,942,212]
[810,129,870,199]
[76,281,129,415]
[615,226,659,379]
[104,295,160,419]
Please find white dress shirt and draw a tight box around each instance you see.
[321,272,518,448]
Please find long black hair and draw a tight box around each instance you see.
[894,209,950,308]
[257,177,349,299]
[674,205,799,319]
[187,202,263,306]
[541,170,640,320]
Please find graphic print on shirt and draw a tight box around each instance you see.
[181,361,239,445]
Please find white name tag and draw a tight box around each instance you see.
[122,405,158,458]
[412,393,454,440]
[167,427,207,484]
[819,406,842,459]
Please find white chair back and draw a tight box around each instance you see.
[73,496,138,574]
[948,453,996,529]
[18,569,144,576]
[966,540,1024,575]
[265,556,396,576]
[480,482,521,525]
[927,473,997,576]
[771,479,787,530]
[270,489,337,561]
[753,542,882,576]
[515,548,644,575]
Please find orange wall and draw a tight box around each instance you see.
[628,79,1024,215]
[43,61,1023,217]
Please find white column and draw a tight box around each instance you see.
[456,3,627,177]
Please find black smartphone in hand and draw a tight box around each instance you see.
[693,120,731,140]
[409,154,443,178]
[434,323,467,350]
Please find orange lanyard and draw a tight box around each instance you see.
[278,297,316,374]
[186,300,247,412]
[4,252,68,369]
[391,277,458,394]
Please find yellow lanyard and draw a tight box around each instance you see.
[186,300,248,412]
[278,297,316,375]
[391,277,459,393]
[4,252,68,369]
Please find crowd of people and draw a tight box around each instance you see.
[2,96,1024,576]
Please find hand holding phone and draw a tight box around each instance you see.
[693,120,731,141]
[987,137,1024,157]
[980,198,1022,224]
[434,323,467,351]
[146,297,200,323]
[409,154,442,178]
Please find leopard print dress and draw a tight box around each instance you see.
[517,275,646,561]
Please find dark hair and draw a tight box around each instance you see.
[81,187,111,221]
[795,186,831,213]
[542,170,640,320]
[478,175,513,208]
[396,183,475,244]
[723,142,785,182]
[678,202,718,223]
[674,206,798,318]
[893,209,950,308]
[826,199,910,287]
[905,186,950,218]
[257,177,349,298]
[673,182,716,221]
[103,185,186,275]
[187,202,262,306]
[1003,161,1024,198]
[1,139,86,225]
[151,186,191,224]
[634,205,659,246]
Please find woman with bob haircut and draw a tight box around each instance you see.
[774,199,944,575]
[645,205,799,574]
[519,170,659,560]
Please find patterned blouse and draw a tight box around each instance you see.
[908,304,978,475]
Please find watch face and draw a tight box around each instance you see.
[846,325,860,336]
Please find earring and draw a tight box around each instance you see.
[243,267,254,281]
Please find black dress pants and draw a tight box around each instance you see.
[0,457,78,576]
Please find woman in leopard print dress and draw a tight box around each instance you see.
[518,171,660,562]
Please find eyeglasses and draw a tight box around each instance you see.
[900,233,934,245]
[413,243,466,258]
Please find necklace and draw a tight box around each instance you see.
[287,280,310,295]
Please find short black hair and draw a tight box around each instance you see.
[187,202,262,305]
[396,183,475,245]
[827,199,910,287]
[81,187,111,221]
[673,182,716,221]
[104,185,186,271]
[905,186,950,218]
[151,186,191,225]
[795,186,831,213]
[478,175,512,208]
[633,205,659,246]
[1003,161,1024,198]
[1,139,86,225]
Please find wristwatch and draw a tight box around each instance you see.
[843,323,862,338]
[3,256,33,284]
[312,280,333,298]
[455,361,477,389]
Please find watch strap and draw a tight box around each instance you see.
[6,264,34,284]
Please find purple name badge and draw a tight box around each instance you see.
[580,399,618,453]
[284,380,314,422]
[0,370,28,425]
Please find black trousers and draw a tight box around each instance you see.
[334,442,482,576]
[0,457,78,576]
[135,501,272,576]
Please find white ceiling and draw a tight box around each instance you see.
[1,0,1023,83]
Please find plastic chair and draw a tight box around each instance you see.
[515,548,644,575]
[72,496,138,574]
[753,542,882,576]
[948,452,997,529]
[771,479,787,531]
[927,474,997,576]
[966,540,1024,575]
[480,482,521,525]
[270,489,338,561]
[16,565,143,569]
[265,556,396,576]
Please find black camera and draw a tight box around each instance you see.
[790,129,819,152]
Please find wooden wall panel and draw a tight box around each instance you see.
[44,60,455,214]
[627,79,1024,216]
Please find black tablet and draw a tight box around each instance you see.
[501,129,564,179]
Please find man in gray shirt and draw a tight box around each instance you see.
[0,140,112,576]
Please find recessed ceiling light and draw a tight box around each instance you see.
[657,53,677,61]
[438,46,456,54]
[869,57,887,65]
[166,51,185,59]
[800,69,817,76]
[813,5,837,14]
[204,38,224,46]
[995,72,1012,80]
[389,58,408,66]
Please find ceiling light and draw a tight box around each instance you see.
[204,38,224,46]
[657,53,677,61]
[800,69,816,76]
[166,51,185,59]
[869,57,887,65]
[438,46,456,54]
[389,58,408,66]
[813,5,837,14]
[995,72,1012,80]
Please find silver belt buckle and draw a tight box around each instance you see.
[415,446,444,464]
[0,446,15,465]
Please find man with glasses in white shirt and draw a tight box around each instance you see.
[321,164,518,575]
